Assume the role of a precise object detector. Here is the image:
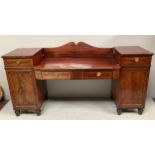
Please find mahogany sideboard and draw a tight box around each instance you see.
[2,42,153,116]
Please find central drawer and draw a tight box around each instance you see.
[84,70,113,79]
[35,70,118,80]
[41,71,71,80]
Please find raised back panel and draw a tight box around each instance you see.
[44,42,113,58]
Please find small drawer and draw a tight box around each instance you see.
[121,56,151,66]
[41,72,71,80]
[4,59,33,68]
[84,71,113,79]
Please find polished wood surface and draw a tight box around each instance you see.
[115,46,152,56]
[2,42,153,116]
[44,42,113,58]
[7,71,36,107]
[35,70,119,80]
[112,47,153,115]
[2,48,42,58]
[4,58,33,68]
[41,71,71,80]
[120,56,151,66]
[34,58,119,70]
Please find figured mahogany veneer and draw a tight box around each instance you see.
[4,58,33,68]
[34,58,118,70]
[2,42,153,116]
[34,58,120,80]
[41,71,71,80]
[121,56,151,66]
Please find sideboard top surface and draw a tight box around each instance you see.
[2,42,153,59]
[34,58,119,71]
[115,46,153,56]
[2,48,42,58]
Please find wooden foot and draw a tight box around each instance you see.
[117,108,122,115]
[138,108,144,115]
[15,110,20,116]
[110,92,113,99]
[0,100,8,111]
[36,109,41,116]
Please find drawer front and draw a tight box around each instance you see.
[84,71,113,79]
[121,56,151,66]
[41,72,71,80]
[4,59,33,68]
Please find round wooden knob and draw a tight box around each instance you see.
[54,73,59,78]
[16,60,21,65]
[134,57,139,63]
[96,72,102,77]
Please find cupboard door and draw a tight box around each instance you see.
[119,68,149,107]
[7,71,36,107]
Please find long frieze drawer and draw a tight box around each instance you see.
[84,71,113,79]
[121,56,151,66]
[4,59,33,68]
[35,71,71,80]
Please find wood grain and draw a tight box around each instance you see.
[2,42,153,116]
[4,59,33,68]
[112,49,152,114]
[44,42,113,58]
[34,58,119,70]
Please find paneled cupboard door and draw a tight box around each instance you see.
[7,71,36,107]
[119,68,149,107]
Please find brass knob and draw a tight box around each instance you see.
[16,60,21,65]
[54,73,59,78]
[96,72,102,77]
[134,57,139,63]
